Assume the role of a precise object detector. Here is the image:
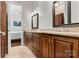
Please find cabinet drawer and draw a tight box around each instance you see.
[32,42,40,51]
[33,38,40,44]
[32,46,40,57]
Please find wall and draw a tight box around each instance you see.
[8,1,23,39]
[23,1,53,30]
[8,2,22,31]
[38,2,52,29]
[22,2,33,30]
[71,1,79,23]
[22,1,79,32]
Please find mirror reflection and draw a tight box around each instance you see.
[54,1,65,27]
[53,1,79,27]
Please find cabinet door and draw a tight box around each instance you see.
[41,35,50,58]
[54,40,72,58]
[24,32,29,46]
[51,36,79,58]
[24,32,26,45]
[28,33,33,50]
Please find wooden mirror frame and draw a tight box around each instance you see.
[32,13,39,29]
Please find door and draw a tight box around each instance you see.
[0,1,8,58]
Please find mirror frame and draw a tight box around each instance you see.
[32,13,39,29]
[52,1,79,27]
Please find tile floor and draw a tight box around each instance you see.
[5,46,36,58]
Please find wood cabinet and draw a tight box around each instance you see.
[51,36,79,58]
[24,32,41,57]
[24,31,79,58]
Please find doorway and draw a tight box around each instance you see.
[7,1,23,51]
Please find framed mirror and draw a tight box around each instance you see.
[53,1,79,27]
[53,1,71,27]
[32,13,39,29]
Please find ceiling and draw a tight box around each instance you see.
[15,1,39,12]
[15,1,38,5]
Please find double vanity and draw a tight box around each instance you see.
[23,1,79,58]
[24,29,79,58]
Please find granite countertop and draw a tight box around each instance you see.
[25,29,79,37]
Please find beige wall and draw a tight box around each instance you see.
[63,27,79,32]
